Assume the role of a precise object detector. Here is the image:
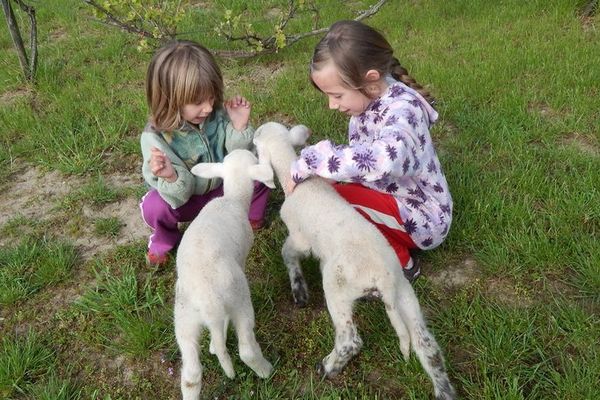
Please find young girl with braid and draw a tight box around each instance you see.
[290,20,452,282]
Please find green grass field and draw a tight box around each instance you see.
[1,0,598,399]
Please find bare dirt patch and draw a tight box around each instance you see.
[559,132,599,157]
[484,277,534,308]
[428,257,481,289]
[49,27,68,41]
[0,167,76,228]
[428,258,536,307]
[527,101,560,119]
[0,87,33,106]
[78,196,149,259]
[0,166,150,259]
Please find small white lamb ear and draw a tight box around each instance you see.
[289,125,311,146]
[190,162,224,179]
[249,164,276,189]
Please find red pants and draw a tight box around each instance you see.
[333,182,416,267]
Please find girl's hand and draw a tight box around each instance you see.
[150,147,177,182]
[224,95,251,131]
[285,179,298,195]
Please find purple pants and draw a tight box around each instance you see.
[140,182,270,256]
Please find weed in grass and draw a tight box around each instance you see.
[75,260,173,357]
[0,330,55,398]
[93,216,124,238]
[58,176,122,212]
[25,372,82,400]
[0,237,77,305]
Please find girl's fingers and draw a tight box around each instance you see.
[226,95,251,108]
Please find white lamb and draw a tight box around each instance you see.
[253,122,456,400]
[174,149,275,400]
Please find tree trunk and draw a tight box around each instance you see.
[1,0,37,81]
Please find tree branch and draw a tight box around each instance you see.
[213,0,389,58]
[83,0,155,39]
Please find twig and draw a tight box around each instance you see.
[83,0,155,39]
[355,0,388,21]
[215,0,389,58]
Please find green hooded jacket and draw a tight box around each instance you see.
[140,108,255,208]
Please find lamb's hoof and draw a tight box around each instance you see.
[254,361,273,378]
[292,290,308,308]
[316,361,338,378]
[224,370,235,380]
[316,361,326,376]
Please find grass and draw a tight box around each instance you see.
[1,0,599,399]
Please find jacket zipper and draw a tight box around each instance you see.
[197,128,216,191]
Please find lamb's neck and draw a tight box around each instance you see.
[270,145,297,197]
[221,182,253,209]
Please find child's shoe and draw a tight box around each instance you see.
[250,218,265,231]
[146,251,169,267]
[402,257,421,283]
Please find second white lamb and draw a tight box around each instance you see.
[253,122,456,400]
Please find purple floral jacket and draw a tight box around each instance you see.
[290,80,452,250]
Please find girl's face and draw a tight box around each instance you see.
[181,97,215,125]
[311,62,372,117]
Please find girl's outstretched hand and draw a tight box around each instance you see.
[150,147,177,182]
[224,95,251,131]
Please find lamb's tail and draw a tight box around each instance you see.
[386,281,456,400]
[410,320,456,400]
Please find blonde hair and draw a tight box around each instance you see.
[310,20,435,105]
[146,40,224,132]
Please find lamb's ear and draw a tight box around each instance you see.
[190,162,224,179]
[289,125,311,146]
[249,164,276,189]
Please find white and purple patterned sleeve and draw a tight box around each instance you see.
[290,106,424,183]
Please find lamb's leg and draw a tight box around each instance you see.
[317,289,363,377]
[206,318,235,379]
[382,289,411,361]
[281,234,310,307]
[174,296,203,400]
[395,285,456,400]
[232,302,273,378]
[209,317,229,355]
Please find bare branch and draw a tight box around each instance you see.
[355,0,388,21]
[215,0,389,58]
[83,0,155,39]
[286,0,388,45]
[278,0,297,31]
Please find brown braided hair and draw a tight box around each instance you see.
[390,58,435,105]
[310,20,435,106]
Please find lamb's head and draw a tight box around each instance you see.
[190,149,275,189]
[253,122,311,167]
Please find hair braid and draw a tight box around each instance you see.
[390,58,436,106]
